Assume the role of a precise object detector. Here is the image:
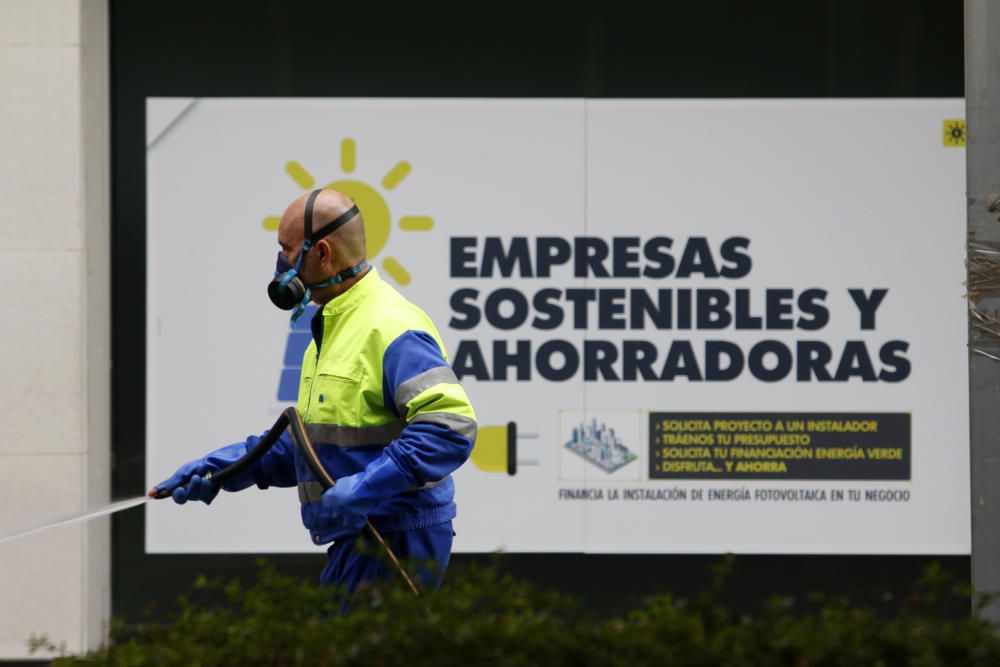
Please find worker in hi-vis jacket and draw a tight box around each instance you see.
[150,188,477,592]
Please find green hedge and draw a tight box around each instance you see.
[34,558,1000,667]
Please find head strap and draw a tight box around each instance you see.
[303,189,359,243]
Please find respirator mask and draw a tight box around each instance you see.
[267,189,370,322]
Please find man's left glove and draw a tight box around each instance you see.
[321,453,413,532]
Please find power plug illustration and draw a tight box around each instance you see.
[471,422,539,475]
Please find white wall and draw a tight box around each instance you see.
[0,0,110,658]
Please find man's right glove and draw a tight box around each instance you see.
[155,459,219,505]
[154,461,220,505]
[149,442,251,505]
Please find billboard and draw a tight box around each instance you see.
[146,98,968,554]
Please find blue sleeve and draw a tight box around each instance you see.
[378,330,477,488]
[212,429,298,491]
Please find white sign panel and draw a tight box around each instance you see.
[146,98,968,554]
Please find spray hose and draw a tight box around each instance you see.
[155,407,421,596]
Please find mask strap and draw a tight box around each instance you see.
[311,205,360,240]
[289,260,370,324]
[304,189,359,243]
[305,259,370,290]
[280,189,324,295]
[303,189,322,239]
[289,289,313,324]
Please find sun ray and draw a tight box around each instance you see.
[381,257,411,286]
[381,161,411,190]
[341,138,356,173]
[262,215,281,231]
[285,161,315,189]
[399,216,434,231]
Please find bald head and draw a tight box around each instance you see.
[276,188,369,303]
[278,189,367,263]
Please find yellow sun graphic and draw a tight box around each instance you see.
[262,138,433,286]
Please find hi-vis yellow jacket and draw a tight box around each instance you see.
[234,268,477,545]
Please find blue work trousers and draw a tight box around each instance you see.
[320,521,454,594]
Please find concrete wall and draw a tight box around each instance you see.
[0,0,110,659]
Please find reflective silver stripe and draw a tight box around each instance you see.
[414,475,449,491]
[394,366,459,410]
[305,421,405,447]
[297,481,325,504]
[410,412,478,440]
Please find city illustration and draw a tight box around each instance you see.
[564,417,638,474]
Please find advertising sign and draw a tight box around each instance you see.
[146,98,968,554]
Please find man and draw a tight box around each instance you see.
[149,188,477,593]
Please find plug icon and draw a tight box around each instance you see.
[471,422,539,475]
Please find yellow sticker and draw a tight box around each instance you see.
[943,119,966,147]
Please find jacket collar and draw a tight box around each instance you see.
[320,265,380,318]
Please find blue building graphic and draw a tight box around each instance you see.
[564,417,637,474]
[277,305,318,401]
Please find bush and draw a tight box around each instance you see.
[36,558,1000,667]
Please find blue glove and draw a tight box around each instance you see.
[322,473,371,531]
[321,453,414,531]
[152,460,220,505]
[150,442,250,505]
